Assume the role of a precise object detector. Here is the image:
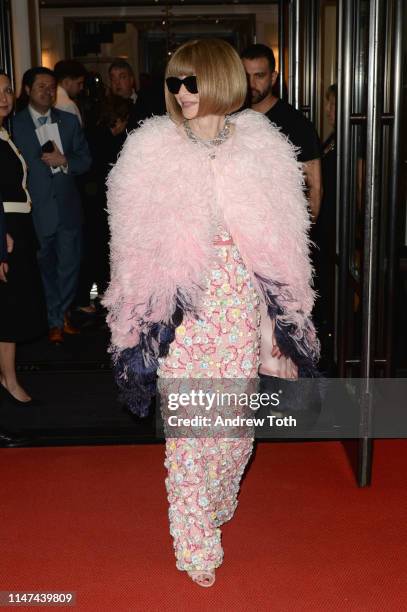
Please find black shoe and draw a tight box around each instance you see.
[72,308,99,329]
[0,383,41,407]
[0,430,32,447]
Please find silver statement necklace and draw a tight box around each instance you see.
[184,116,232,159]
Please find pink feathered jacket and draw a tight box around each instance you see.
[103,109,320,415]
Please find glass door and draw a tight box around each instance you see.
[281,0,405,485]
[336,0,404,484]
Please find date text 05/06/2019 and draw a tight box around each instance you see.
[166,415,297,427]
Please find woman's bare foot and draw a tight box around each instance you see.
[187,569,215,588]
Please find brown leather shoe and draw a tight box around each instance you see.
[63,315,80,335]
[49,327,64,344]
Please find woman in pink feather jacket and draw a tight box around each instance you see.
[104,39,319,587]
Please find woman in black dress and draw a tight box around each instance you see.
[0,70,47,404]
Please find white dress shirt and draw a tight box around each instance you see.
[28,105,52,129]
[54,85,83,126]
[28,105,68,173]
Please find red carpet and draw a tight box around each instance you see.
[1,440,406,611]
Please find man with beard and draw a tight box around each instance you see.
[54,60,87,126]
[241,44,322,222]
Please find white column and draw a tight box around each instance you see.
[10,0,31,88]
[10,0,41,90]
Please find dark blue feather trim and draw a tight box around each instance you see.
[112,300,185,417]
[273,317,320,378]
[112,278,320,417]
[113,343,158,417]
[254,273,320,378]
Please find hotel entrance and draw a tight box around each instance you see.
[0,0,406,487]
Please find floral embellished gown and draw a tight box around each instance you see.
[157,225,261,572]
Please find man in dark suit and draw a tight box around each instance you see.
[13,67,91,343]
[108,58,150,131]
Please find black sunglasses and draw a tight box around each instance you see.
[165,75,198,95]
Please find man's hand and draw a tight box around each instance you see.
[41,141,67,168]
[303,158,322,222]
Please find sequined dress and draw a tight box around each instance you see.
[157,218,261,572]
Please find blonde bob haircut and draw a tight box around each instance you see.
[165,39,247,122]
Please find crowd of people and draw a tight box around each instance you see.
[0,43,337,401]
[0,46,337,386]
[1,41,337,581]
